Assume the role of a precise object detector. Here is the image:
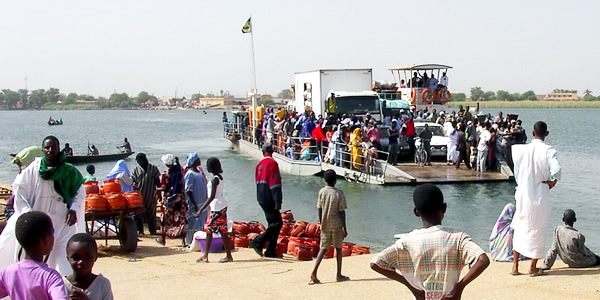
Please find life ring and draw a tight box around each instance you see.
[410,88,417,104]
[421,89,435,104]
[437,89,452,104]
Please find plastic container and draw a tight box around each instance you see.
[195,231,224,253]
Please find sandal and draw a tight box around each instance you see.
[308,279,321,285]
[529,269,545,277]
[219,257,233,263]
[336,275,350,282]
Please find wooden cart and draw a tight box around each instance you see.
[85,207,144,252]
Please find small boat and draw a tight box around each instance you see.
[9,152,135,165]
[48,119,63,126]
[66,152,135,164]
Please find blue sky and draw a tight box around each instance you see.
[1,0,598,98]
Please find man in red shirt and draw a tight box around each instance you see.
[250,143,283,258]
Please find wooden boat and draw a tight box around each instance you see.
[66,152,135,164]
[9,151,135,165]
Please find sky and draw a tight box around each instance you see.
[1,0,599,99]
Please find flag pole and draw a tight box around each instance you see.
[249,17,258,136]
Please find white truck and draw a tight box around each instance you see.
[293,69,382,121]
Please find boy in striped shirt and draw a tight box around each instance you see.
[370,184,489,300]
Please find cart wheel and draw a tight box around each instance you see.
[119,218,138,252]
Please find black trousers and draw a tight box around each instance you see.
[254,202,282,256]
[456,149,471,169]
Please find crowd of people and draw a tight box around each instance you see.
[231,105,529,175]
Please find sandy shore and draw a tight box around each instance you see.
[92,237,600,299]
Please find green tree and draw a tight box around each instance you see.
[109,93,131,108]
[278,89,293,99]
[2,89,20,109]
[521,90,537,100]
[64,92,78,105]
[496,90,513,101]
[29,89,48,108]
[191,93,204,101]
[133,91,152,106]
[79,94,96,102]
[18,89,29,108]
[97,96,110,108]
[482,91,496,101]
[470,87,484,101]
[511,93,521,100]
[45,88,60,104]
[452,93,466,101]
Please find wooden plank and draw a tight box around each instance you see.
[394,162,510,184]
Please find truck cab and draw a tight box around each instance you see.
[326,90,382,121]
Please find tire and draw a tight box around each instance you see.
[119,217,138,252]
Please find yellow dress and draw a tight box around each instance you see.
[350,128,363,170]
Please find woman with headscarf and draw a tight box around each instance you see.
[0,136,85,276]
[489,203,517,262]
[156,154,186,245]
[183,152,208,246]
[105,159,133,193]
[350,127,364,170]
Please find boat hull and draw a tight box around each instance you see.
[66,152,135,164]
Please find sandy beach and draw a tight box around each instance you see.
[93,237,600,299]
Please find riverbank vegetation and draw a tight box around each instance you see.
[448,100,600,109]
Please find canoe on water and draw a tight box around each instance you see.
[10,152,135,165]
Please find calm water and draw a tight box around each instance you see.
[1,108,599,252]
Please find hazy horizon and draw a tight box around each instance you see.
[1,0,598,99]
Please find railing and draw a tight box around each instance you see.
[322,141,389,183]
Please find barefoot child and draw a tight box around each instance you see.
[196,157,233,263]
[0,211,67,299]
[370,184,489,300]
[63,233,113,300]
[309,169,349,284]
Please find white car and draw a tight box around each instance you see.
[414,121,450,157]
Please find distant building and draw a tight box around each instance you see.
[543,92,579,101]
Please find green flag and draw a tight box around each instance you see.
[241,17,252,33]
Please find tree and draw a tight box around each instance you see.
[63,92,78,105]
[521,90,537,100]
[45,88,60,104]
[482,91,496,101]
[470,87,484,101]
[29,89,47,108]
[18,89,29,108]
[452,93,466,101]
[191,93,204,101]
[109,92,131,108]
[496,90,512,101]
[278,89,293,99]
[133,91,152,106]
[2,89,20,109]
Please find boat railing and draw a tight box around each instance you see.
[224,121,323,163]
[322,141,389,181]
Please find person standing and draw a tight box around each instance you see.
[250,143,283,258]
[387,121,399,165]
[476,123,491,172]
[63,143,73,157]
[0,136,85,276]
[418,123,433,165]
[511,121,561,276]
[131,153,161,236]
[455,124,471,169]
[184,153,208,246]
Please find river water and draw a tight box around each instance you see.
[1,108,598,252]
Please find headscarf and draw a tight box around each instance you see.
[161,153,175,166]
[106,159,131,179]
[39,151,84,209]
[10,146,43,166]
[186,152,200,168]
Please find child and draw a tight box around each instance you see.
[84,165,96,183]
[370,184,489,300]
[0,211,66,300]
[196,157,233,263]
[309,169,349,285]
[63,233,113,300]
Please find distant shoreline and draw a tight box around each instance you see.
[448,100,600,108]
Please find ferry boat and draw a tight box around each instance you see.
[223,64,514,185]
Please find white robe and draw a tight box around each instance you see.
[447,130,459,163]
[511,139,560,259]
[0,158,85,276]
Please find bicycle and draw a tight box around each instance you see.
[414,137,430,167]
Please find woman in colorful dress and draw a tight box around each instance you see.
[156,154,186,246]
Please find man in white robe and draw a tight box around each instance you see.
[511,121,561,276]
[0,137,85,276]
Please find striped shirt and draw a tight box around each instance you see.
[371,226,484,300]
[132,164,160,206]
